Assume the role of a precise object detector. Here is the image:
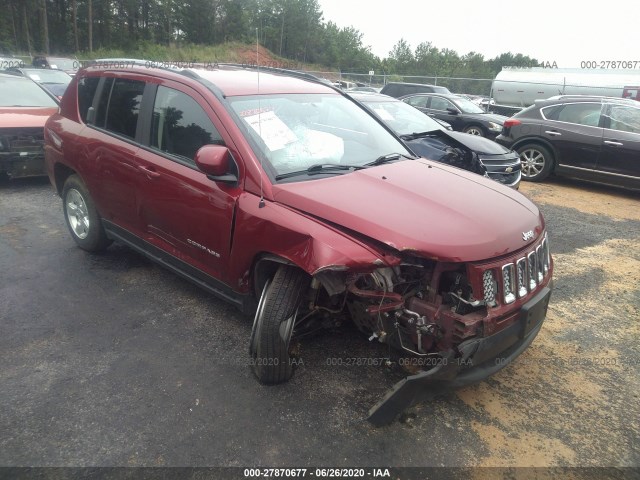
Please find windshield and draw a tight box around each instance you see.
[227,93,412,178]
[360,98,444,136]
[0,76,58,107]
[452,97,485,114]
[23,69,71,84]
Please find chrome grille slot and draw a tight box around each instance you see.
[516,257,528,298]
[542,235,550,275]
[483,270,497,307]
[535,245,544,282]
[527,251,537,291]
[502,263,516,304]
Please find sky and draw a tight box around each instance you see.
[316,0,639,68]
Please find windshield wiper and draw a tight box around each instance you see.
[366,152,415,167]
[275,163,367,181]
[400,130,438,140]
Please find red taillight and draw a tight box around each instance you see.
[504,119,522,128]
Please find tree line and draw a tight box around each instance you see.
[0,0,539,81]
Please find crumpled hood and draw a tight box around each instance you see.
[272,159,544,263]
[444,130,515,155]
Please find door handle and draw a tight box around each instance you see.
[603,140,623,146]
[545,131,562,136]
[139,165,161,178]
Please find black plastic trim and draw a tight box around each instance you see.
[102,220,255,314]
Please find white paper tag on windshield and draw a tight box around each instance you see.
[244,110,297,151]
[373,107,394,122]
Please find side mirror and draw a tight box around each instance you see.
[194,144,238,184]
[446,107,459,115]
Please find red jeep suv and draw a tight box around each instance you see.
[44,63,553,425]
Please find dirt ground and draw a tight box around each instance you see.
[457,178,640,471]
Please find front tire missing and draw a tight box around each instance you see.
[249,265,310,384]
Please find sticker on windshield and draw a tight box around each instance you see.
[29,74,41,81]
[244,110,298,151]
[373,107,394,122]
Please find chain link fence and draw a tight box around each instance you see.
[305,71,494,96]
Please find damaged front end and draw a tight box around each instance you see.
[313,233,553,426]
[0,128,47,178]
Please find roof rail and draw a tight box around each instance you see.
[198,62,336,87]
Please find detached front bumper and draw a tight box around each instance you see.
[368,284,552,426]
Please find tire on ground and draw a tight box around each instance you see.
[62,174,112,252]
[517,143,554,182]
[463,125,485,136]
[250,264,310,384]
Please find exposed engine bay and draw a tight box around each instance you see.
[400,130,488,176]
[308,258,487,365]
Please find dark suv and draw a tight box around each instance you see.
[44,64,553,425]
[380,82,451,98]
[496,95,640,189]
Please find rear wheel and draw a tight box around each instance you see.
[62,175,112,252]
[518,144,554,181]
[249,265,310,384]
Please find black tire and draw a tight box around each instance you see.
[463,125,485,137]
[249,265,310,384]
[62,174,112,252]
[517,143,554,182]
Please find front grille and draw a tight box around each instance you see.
[483,232,551,306]
[0,128,45,154]
[480,155,522,186]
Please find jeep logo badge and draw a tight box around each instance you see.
[522,230,534,241]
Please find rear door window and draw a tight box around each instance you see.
[405,96,429,108]
[606,104,640,133]
[430,97,454,111]
[104,78,145,139]
[542,103,602,127]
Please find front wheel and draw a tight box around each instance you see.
[517,144,554,181]
[249,265,310,384]
[463,125,485,136]
[62,175,112,252]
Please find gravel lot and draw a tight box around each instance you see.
[0,175,638,475]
